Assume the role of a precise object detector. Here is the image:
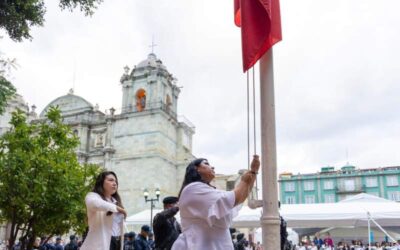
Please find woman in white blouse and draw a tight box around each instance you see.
[80,171,127,250]
[172,155,260,250]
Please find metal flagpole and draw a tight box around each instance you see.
[259,49,281,249]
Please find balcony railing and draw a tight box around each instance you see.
[336,184,365,194]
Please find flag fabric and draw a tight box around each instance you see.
[234,0,282,72]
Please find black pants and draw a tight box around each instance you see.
[110,236,121,250]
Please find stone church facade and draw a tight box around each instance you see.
[0,53,195,215]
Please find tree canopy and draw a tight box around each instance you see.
[0,107,101,249]
[0,0,103,42]
[0,76,16,115]
[0,53,17,115]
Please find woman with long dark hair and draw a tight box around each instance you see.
[80,171,127,250]
[172,155,260,250]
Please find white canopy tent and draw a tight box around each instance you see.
[232,193,400,229]
[126,206,259,228]
[282,194,400,228]
[126,209,164,226]
[126,193,400,231]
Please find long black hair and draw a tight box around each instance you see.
[178,158,214,197]
[92,171,124,209]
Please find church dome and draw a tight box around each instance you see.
[136,53,167,71]
[40,89,94,117]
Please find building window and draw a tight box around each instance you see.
[286,196,296,204]
[324,194,335,203]
[323,180,334,190]
[303,181,314,191]
[387,191,400,201]
[366,177,378,187]
[344,179,356,191]
[386,175,399,186]
[285,182,295,192]
[305,195,315,204]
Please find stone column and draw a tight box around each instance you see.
[103,112,115,169]
[259,50,280,249]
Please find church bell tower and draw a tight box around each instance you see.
[120,53,180,115]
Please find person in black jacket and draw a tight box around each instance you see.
[123,232,136,250]
[234,233,247,250]
[153,196,181,250]
[279,201,292,250]
[64,235,78,250]
[135,225,151,250]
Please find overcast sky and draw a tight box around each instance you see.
[2,0,400,176]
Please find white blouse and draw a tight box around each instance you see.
[172,182,241,250]
[80,192,124,250]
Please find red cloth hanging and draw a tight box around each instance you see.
[234,0,282,72]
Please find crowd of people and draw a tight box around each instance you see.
[292,233,400,250]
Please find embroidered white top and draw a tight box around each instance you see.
[172,182,241,250]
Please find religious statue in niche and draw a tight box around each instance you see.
[95,133,104,147]
[136,89,146,112]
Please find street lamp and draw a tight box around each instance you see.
[143,188,160,226]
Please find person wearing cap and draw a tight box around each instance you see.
[123,232,136,250]
[54,237,63,250]
[171,155,260,250]
[153,196,181,250]
[64,235,78,250]
[134,225,151,250]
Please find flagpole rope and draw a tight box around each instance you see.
[252,66,259,199]
[252,67,257,154]
[246,71,250,171]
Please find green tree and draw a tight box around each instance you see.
[0,107,101,249]
[0,76,16,115]
[0,0,103,42]
[0,54,17,115]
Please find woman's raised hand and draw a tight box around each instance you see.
[117,206,127,219]
[241,155,260,184]
[250,155,260,174]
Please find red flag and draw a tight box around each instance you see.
[234,0,282,72]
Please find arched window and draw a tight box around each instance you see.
[136,89,146,112]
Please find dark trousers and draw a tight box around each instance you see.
[110,236,121,250]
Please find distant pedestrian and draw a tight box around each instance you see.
[33,237,41,250]
[135,225,151,250]
[54,237,63,250]
[148,233,155,249]
[64,235,78,250]
[234,233,246,250]
[123,232,136,250]
[313,233,323,249]
[80,171,127,250]
[324,233,334,248]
